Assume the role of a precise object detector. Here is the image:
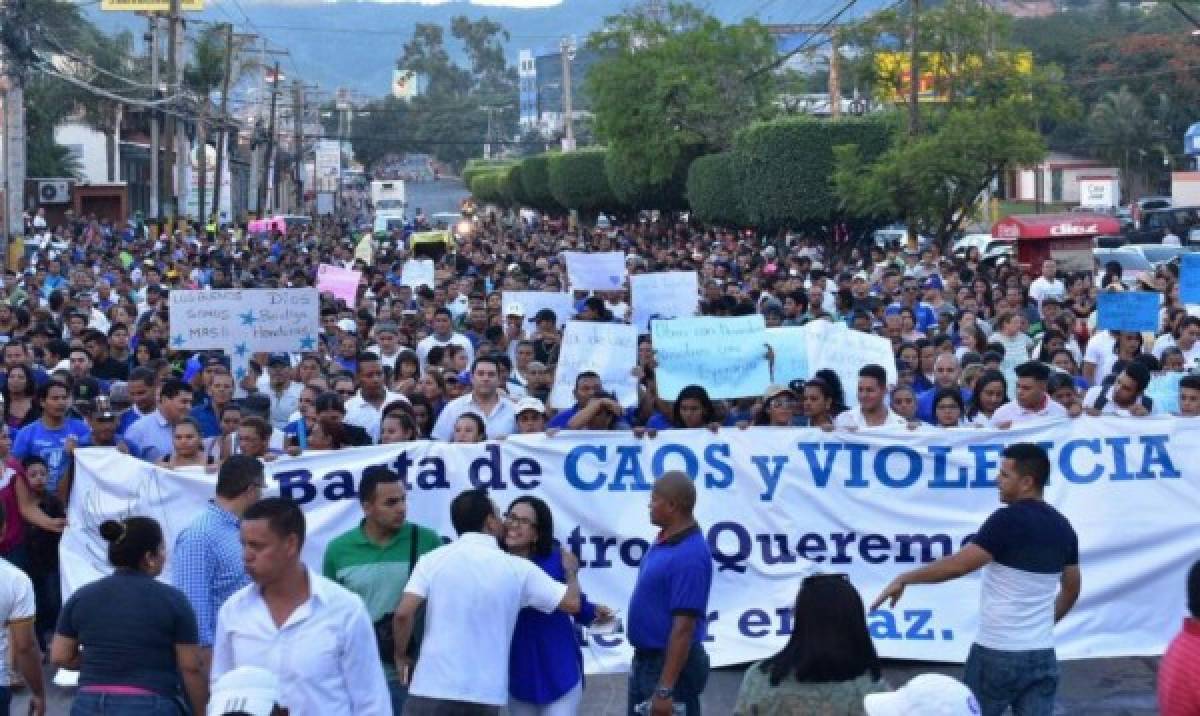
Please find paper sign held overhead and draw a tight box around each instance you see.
[630,271,699,334]
[1096,292,1160,333]
[563,251,626,291]
[316,263,361,307]
[548,321,639,410]
[652,315,771,400]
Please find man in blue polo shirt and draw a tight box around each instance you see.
[627,471,712,716]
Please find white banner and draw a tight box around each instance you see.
[630,272,699,334]
[548,321,639,410]
[563,251,626,291]
[167,288,320,353]
[65,418,1197,672]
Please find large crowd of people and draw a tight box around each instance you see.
[0,207,1196,715]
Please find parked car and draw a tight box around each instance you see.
[1094,234,1128,249]
[1094,248,1153,288]
[1131,196,1172,229]
[1126,206,1200,244]
[951,233,992,256]
[872,226,932,250]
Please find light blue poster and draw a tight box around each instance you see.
[652,316,772,400]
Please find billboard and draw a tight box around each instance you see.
[874,51,1033,103]
[314,140,341,193]
[101,0,203,10]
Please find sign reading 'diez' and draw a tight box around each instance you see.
[168,289,320,354]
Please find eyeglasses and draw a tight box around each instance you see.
[503,513,537,528]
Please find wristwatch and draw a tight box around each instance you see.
[654,686,674,700]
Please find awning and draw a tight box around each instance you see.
[992,212,1121,240]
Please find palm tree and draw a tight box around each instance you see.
[1087,87,1167,201]
[185,25,228,222]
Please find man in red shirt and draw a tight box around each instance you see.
[1160,559,1200,715]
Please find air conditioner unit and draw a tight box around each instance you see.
[38,180,70,204]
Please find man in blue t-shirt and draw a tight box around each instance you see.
[13,381,92,495]
[872,443,1081,716]
[627,471,713,716]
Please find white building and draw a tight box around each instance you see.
[1003,152,1120,207]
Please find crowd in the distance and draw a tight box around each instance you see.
[0,205,1198,715]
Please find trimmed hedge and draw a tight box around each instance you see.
[519,153,559,212]
[734,116,891,229]
[686,152,744,226]
[462,158,515,189]
[469,170,509,206]
[605,145,698,213]
[547,148,618,217]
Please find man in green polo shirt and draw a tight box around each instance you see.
[322,465,442,714]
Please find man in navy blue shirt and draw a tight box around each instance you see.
[627,471,713,716]
[872,443,1081,716]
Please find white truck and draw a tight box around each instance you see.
[370,179,407,219]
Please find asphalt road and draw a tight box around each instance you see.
[10,655,1161,714]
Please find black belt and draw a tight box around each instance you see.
[633,647,664,660]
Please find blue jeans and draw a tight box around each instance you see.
[627,642,709,716]
[963,643,1058,716]
[71,692,184,716]
[0,685,10,713]
[389,677,408,715]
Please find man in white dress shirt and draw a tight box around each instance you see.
[991,361,1068,428]
[211,497,390,716]
[392,487,582,714]
[431,356,517,441]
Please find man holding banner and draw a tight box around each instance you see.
[873,443,1081,716]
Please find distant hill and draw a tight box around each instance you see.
[87,0,893,95]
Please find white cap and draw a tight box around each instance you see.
[863,673,980,716]
[515,396,546,416]
[336,318,357,333]
[505,303,525,317]
[207,666,281,716]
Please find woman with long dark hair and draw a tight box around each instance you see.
[51,516,207,715]
[503,496,612,715]
[801,378,837,429]
[967,370,1008,425]
[2,364,41,431]
[733,574,886,714]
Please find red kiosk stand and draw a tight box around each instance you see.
[992,213,1121,275]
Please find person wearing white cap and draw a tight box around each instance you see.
[863,673,980,716]
[513,396,547,435]
[207,666,283,716]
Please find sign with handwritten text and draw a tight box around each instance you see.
[401,259,436,289]
[549,321,639,409]
[168,288,320,354]
[1181,254,1200,305]
[631,271,699,333]
[652,316,771,400]
[316,264,361,306]
[563,251,626,291]
[1096,292,1161,332]
[501,291,577,330]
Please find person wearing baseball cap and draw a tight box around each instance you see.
[863,673,979,716]
[514,396,547,435]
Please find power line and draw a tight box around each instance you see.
[745,0,863,79]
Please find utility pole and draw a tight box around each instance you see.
[0,29,26,259]
[906,0,920,253]
[211,23,234,225]
[257,61,279,216]
[908,0,920,137]
[292,79,303,210]
[165,0,183,222]
[560,36,575,152]
[828,28,841,119]
[147,15,160,221]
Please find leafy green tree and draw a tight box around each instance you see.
[834,0,1075,248]
[1086,88,1170,201]
[737,116,891,230]
[518,153,559,213]
[185,25,230,221]
[586,2,777,200]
